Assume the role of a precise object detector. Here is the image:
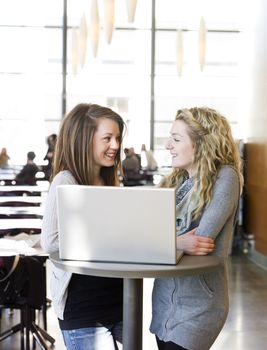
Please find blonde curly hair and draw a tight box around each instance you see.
[161,107,243,220]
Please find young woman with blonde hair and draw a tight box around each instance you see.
[41,103,125,350]
[150,107,243,350]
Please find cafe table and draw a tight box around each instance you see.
[0,196,43,205]
[0,183,49,194]
[50,251,221,350]
[0,218,42,236]
[0,206,43,217]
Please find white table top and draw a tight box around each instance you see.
[0,184,49,192]
[0,232,44,256]
[50,251,221,279]
[0,196,43,203]
[0,174,16,180]
[0,218,42,230]
[0,206,44,216]
[0,247,45,256]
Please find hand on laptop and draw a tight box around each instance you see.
[177,228,215,255]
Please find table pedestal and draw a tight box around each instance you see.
[123,278,143,350]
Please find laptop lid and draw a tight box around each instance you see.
[57,185,182,265]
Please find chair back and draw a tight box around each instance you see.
[0,255,45,308]
[0,201,40,207]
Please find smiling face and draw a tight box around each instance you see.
[166,119,196,176]
[92,117,121,170]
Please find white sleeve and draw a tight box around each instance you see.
[41,171,76,253]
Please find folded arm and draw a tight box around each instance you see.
[176,167,239,256]
[177,228,215,255]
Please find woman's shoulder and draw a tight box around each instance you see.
[51,170,77,186]
[216,165,239,187]
[218,165,238,176]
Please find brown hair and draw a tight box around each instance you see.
[52,103,125,186]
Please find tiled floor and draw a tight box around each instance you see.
[1,252,267,349]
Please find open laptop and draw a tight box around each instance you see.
[57,185,183,265]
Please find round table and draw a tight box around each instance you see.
[50,251,221,350]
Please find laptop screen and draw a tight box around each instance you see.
[57,185,180,265]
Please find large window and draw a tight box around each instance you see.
[153,0,244,164]
[0,0,247,166]
[0,0,63,164]
[66,0,152,156]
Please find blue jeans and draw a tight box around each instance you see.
[61,322,122,350]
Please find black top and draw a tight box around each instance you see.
[15,163,39,185]
[59,274,123,330]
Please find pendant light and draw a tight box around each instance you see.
[125,0,137,23]
[176,29,183,77]
[89,0,100,57]
[71,27,79,74]
[103,0,115,44]
[78,13,87,67]
[199,17,206,71]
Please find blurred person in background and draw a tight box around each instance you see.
[140,144,157,171]
[43,133,57,180]
[15,151,39,185]
[122,147,142,186]
[0,147,10,168]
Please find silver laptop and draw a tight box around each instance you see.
[57,185,183,265]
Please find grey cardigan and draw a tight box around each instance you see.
[150,166,240,350]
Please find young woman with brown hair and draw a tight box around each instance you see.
[41,103,125,350]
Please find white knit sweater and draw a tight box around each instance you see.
[41,170,77,319]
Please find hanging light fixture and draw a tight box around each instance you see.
[125,0,137,23]
[71,27,79,75]
[103,0,115,44]
[199,16,206,71]
[176,29,183,77]
[89,0,100,57]
[78,13,87,68]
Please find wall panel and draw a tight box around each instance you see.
[245,142,267,255]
